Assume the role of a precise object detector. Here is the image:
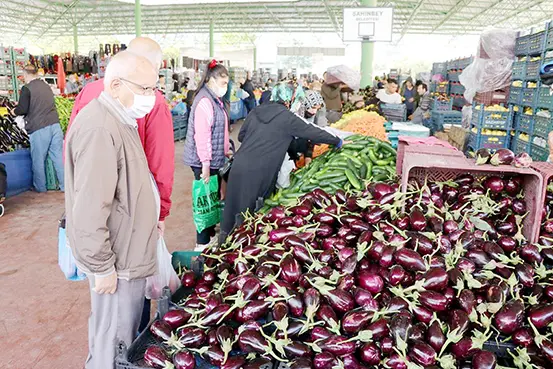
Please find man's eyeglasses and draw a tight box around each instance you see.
[120,78,157,95]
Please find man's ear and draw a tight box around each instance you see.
[110,79,121,98]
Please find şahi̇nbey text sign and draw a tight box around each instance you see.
[343,7,393,42]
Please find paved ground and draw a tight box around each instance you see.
[0,139,212,369]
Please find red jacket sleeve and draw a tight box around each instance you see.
[142,93,175,221]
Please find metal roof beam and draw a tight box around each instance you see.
[431,0,474,32]
[397,0,428,42]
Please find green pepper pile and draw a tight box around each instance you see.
[265,135,396,207]
[55,96,75,134]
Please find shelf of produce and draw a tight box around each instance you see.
[401,152,543,242]
[471,105,510,129]
[468,130,510,150]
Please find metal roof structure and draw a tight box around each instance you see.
[0,0,551,44]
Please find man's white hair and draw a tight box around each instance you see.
[103,51,152,88]
[127,37,163,70]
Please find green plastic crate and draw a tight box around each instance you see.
[45,156,59,190]
[531,143,549,161]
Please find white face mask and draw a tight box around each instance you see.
[208,79,227,98]
[121,80,156,119]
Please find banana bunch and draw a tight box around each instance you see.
[527,82,538,88]
[531,57,541,62]
[519,133,530,142]
[475,105,508,112]
[512,81,523,87]
[524,107,534,115]
[471,128,508,136]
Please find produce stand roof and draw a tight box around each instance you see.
[0,0,551,42]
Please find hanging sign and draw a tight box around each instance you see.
[342,7,394,42]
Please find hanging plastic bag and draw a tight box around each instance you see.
[192,175,221,233]
[58,215,86,281]
[145,237,180,300]
[277,153,296,189]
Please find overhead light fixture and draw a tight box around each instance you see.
[118,0,296,5]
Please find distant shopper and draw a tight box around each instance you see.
[14,65,64,193]
[401,77,416,117]
[65,51,159,369]
[172,73,180,92]
[221,82,342,240]
[241,71,256,113]
[183,60,230,251]
[321,81,345,123]
[259,80,275,105]
[412,82,432,127]
[377,78,403,104]
[413,79,423,110]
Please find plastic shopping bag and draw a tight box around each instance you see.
[276,153,296,189]
[192,175,221,233]
[145,237,180,300]
[58,215,86,281]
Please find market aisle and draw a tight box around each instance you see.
[0,141,195,369]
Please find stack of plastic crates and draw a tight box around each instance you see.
[547,24,553,50]
[469,103,511,150]
[525,56,542,80]
[0,47,15,101]
[172,112,188,141]
[449,82,465,95]
[511,59,526,80]
[515,113,535,135]
[530,114,552,161]
[528,31,546,56]
[537,83,553,110]
[515,34,529,56]
[521,81,539,107]
[474,87,510,106]
[384,121,399,149]
[432,110,462,128]
[380,103,407,121]
[508,84,523,105]
[431,61,447,76]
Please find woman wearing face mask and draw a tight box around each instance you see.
[220,82,343,242]
[183,60,230,251]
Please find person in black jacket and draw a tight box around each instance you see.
[13,65,64,192]
[241,71,256,113]
[220,82,343,240]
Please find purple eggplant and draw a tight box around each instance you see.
[324,288,354,313]
[200,304,232,326]
[410,208,427,231]
[144,346,170,368]
[342,310,373,334]
[471,350,496,369]
[449,310,470,334]
[281,255,301,284]
[150,320,172,341]
[316,224,334,238]
[238,330,268,354]
[389,265,406,286]
[357,271,384,294]
[427,320,446,352]
[181,271,197,288]
[367,318,390,339]
[420,291,449,312]
[359,343,381,365]
[476,148,491,165]
[318,335,356,356]
[484,176,505,194]
[520,244,543,264]
[316,304,339,330]
[269,228,296,243]
[178,328,206,348]
[287,290,305,317]
[497,236,517,253]
[386,354,408,369]
[221,356,246,369]
[505,177,522,196]
[529,304,553,329]
[354,288,379,311]
[311,326,333,341]
[314,212,335,225]
[284,342,312,359]
[515,262,535,288]
[490,149,515,166]
[390,313,412,343]
[290,358,313,369]
[494,299,525,334]
[413,306,433,325]
[313,352,338,369]
[202,345,225,366]
[173,351,196,369]
[394,248,427,272]
[163,309,192,330]
[452,337,478,359]
[512,328,533,347]
[409,341,436,366]
[235,300,271,323]
[422,267,449,291]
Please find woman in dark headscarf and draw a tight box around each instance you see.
[221,82,343,241]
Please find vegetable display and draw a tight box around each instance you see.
[266,135,396,207]
[138,166,553,369]
[54,96,74,134]
[475,148,533,168]
[0,99,29,154]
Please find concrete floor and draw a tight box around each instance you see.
[0,140,204,369]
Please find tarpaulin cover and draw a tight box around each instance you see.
[326,65,361,91]
[459,28,517,103]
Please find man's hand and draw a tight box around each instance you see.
[93,270,118,295]
[201,163,211,184]
[409,98,414,103]
[157,221,165,237]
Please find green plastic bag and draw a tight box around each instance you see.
[192,175,220,233]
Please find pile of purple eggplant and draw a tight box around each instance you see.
[143,173,553,369]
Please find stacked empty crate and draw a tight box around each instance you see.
[431,96,462,129]
[0,46,27,101]
[448,57,473,110]
[509,24,553,161]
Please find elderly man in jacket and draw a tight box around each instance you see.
[65,51,160,369]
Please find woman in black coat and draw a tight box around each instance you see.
[221,82,343,240]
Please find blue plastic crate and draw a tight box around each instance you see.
[528,31,546,56]
[471,105,510,129]
[433,110,462,127]
[511,135,531,155]
[173,127,186,141]
[521,87,538,106]
[537,86,553,109]
[512,60,526,80]
[469,131,510,150]
[515,114,534,134]
[508,86,522,105]
[515,35,530,56]
[0,149,32,197]
[451,96,466,107]
[525,59,541,80]
[172,113,188,130]
[381,103,407,121]
[534,115,553,138]
[449,83,465,95]
[531,142,549,161]
[432,97,453,111]
[458,57,474,69]
[447,72,460,82]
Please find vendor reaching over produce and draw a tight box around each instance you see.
[220,81,343,241]
[65,51,160,369]
[376,78,403,104]
[183,60,230,251]
[14,65,64,193]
